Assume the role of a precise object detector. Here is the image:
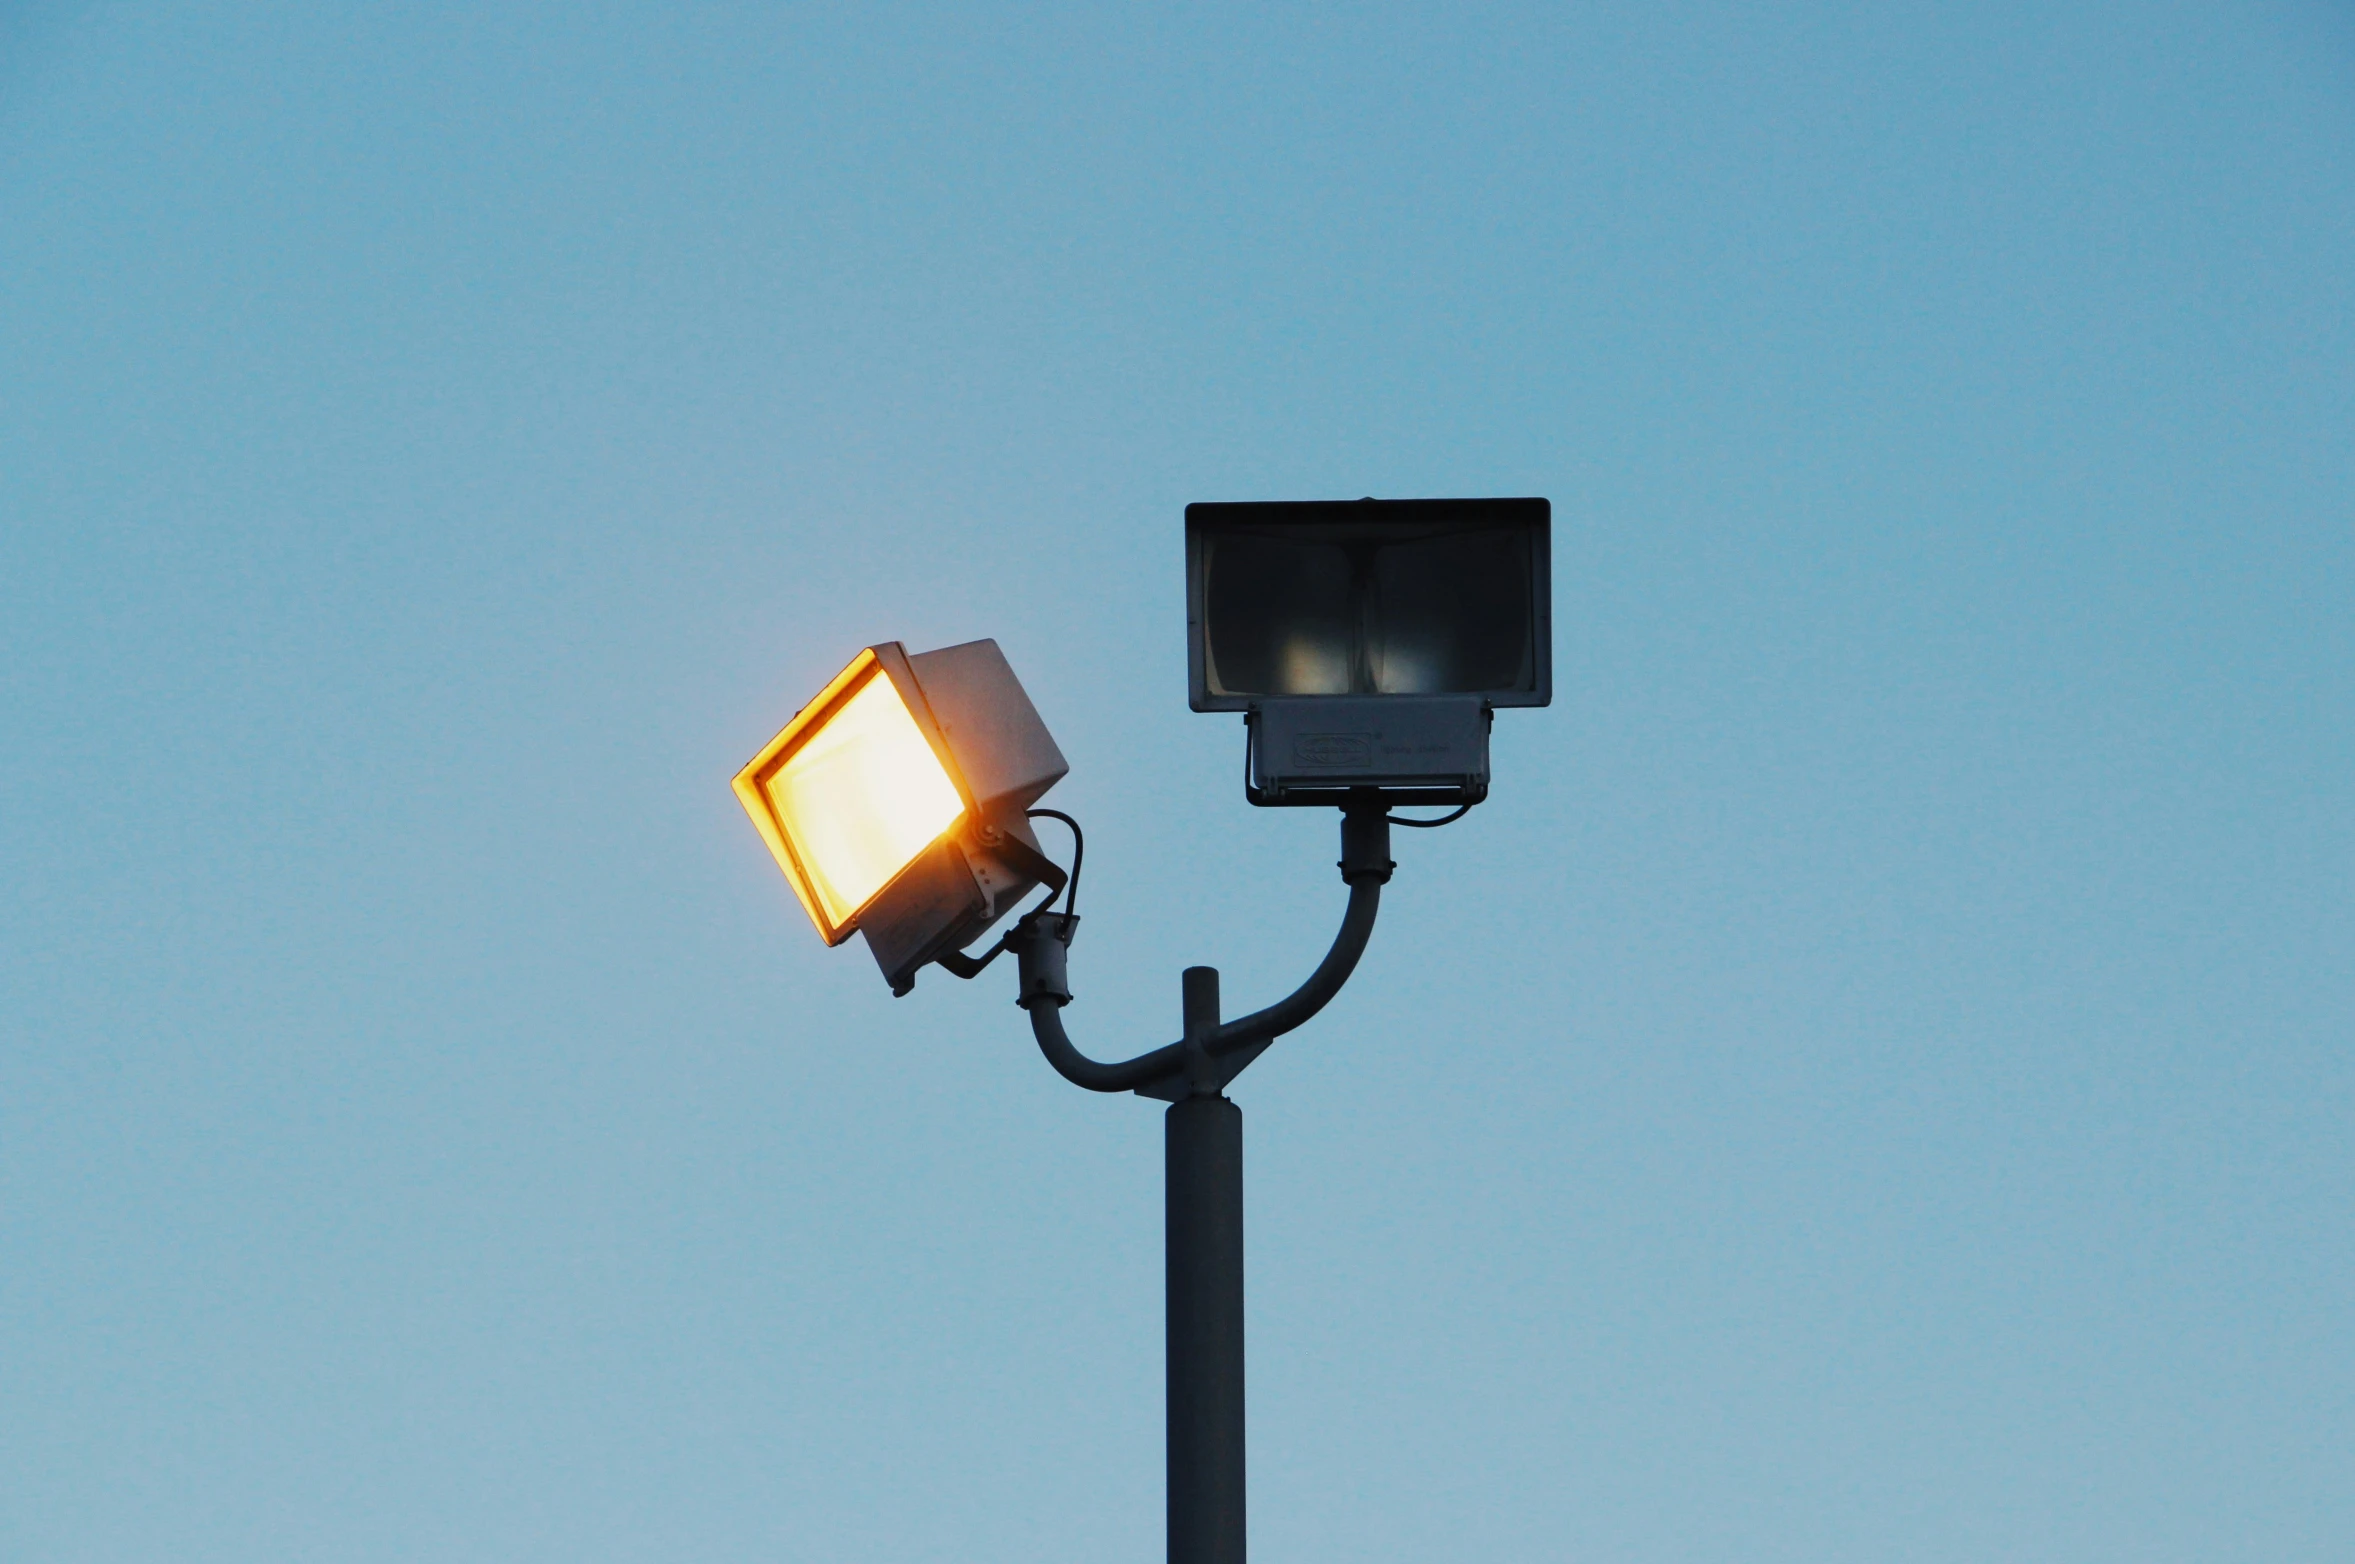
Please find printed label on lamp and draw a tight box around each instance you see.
[1293,733,1373,768]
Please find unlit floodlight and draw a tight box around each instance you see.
[733,639,1068,993]
[1185,497,1551,805]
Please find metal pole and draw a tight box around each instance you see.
[1167,965,1245,1564]
[1012,809,1392,1561]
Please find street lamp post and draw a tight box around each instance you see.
[1005,798,1395,1564]
[733,498,1550,1564]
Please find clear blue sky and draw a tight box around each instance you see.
[4,4,2351,1560]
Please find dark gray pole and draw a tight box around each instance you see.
[1167,965,1245,1564]
[1013,810,1393,1562]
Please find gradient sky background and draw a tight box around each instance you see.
[4,4,2352,1561]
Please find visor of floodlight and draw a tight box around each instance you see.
[1185,497,1551,711]
[734,639,1068,990]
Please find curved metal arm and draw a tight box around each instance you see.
[1206,875,1381,1054]
[1026,1005,1188,1094]
[1018,872,1385,1094]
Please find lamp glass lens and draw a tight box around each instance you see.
[1203,525,1534,697]
[764,673,965,926]
[1368,528,1532,693]
[1203,534,1356,696]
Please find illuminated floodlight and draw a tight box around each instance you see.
[734,639,1067,992]
[1185,497,1551,805]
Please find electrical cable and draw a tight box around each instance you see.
[1025,808,1084,915]
[1385,802,1474,829]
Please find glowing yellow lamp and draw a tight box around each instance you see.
[758,659,965,930]
[735,639,1070,991]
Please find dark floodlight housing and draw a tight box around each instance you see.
[1186,497,1551,805]
[733,639,1069,994]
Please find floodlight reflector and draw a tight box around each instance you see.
[1186,498,1551,710]
[763,671,966,929]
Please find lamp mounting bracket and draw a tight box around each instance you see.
[1011,805,1391,1100]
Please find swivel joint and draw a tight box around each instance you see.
[1009,910,1080,1009]
[1339,803,1395,885]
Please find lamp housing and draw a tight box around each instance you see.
[734,638,1068,993]
[1186,497,1550,805]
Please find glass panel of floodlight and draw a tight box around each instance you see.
[1368,527,1534,695]
[763,672,966,927]
[1203,533,1357,697]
